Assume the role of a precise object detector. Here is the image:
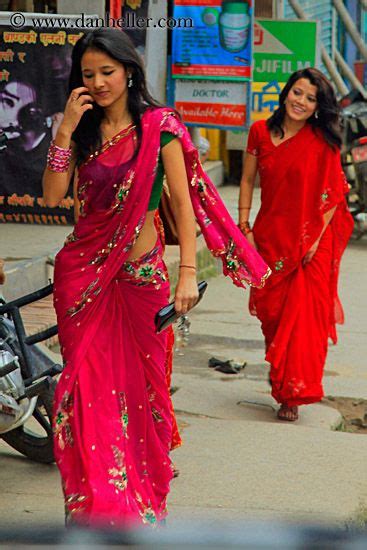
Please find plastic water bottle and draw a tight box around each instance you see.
[175,315,191,355]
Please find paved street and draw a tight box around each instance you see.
[1,186,367,530]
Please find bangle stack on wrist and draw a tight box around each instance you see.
[238,221,252,235]
[47,140,72,173]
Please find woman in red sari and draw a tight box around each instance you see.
[43,29,269,527]
[239,68,353,422]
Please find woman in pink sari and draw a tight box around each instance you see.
[43,29,270,527]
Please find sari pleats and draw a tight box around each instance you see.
[252,228,332,406]
[54,246,174,526]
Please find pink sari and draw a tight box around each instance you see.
[53,107,270,527]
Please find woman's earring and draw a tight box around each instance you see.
[128,75,133,88]
[315,111,319,119]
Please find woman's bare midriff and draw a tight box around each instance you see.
[126,210,159,261]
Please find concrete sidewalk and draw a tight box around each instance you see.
[169,271,367,525]
[1,185,367,529]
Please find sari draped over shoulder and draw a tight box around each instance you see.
[248,119,353,407]
[53,107,270,527]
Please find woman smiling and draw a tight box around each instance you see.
[239,68,354,422]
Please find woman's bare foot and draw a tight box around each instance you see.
[277,404,299,422]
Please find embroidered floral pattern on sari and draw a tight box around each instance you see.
[224,238,240,272]
[287,378,306,396]
[224,238,265,288]
[187,153,270,289]
[89,224,123,266]
[122,246,168,289]
[300,221,311,245]
[113,170,135,211]
[147,384,156,403]
[108,446,128,492]
[135,491,157,526]
[78,179,93,218]
[159,110,184,140]
[274,258,286,272]
[119,392,129,438]
[65,493,88,523]
[197,176,206,195]
[190,159,216,207]
[67,278,102,317]
[152,407,164,423]
[54,391,74,450]
[122,219,144,255]
[320,187,331,210]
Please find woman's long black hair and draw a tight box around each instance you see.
[267,68,342,149]
[69,28,161,164]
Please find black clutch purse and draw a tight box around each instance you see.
[155,280,208,334]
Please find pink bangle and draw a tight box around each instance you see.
[47,140,72,172]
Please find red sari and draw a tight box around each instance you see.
[52,108,270,527]
[247,119,353,407]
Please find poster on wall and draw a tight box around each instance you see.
[252,19,319,121]
[172,0,253,81]
[0,19,86,224]
[121,0,149,57]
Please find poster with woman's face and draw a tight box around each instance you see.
[0,6,149,225]
[0,26,79,224]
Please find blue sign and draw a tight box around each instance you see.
[172,1,253,81]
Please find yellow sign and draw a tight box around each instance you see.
[252,81,285,122]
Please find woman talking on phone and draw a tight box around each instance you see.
[43,29,270,527]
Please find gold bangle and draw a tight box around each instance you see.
[238,206,251,210]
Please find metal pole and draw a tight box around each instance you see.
[320,46,349,95]
[287,0,349,95]
[273,0,284,18]
[335,49,367,98]
[333,0,367,61]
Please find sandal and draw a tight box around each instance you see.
[277,405,299,422]
[208,357,246,374]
